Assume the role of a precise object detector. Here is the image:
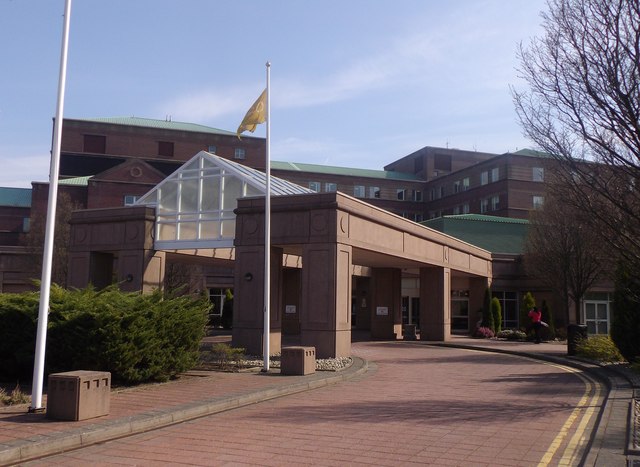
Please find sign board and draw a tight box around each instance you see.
[285,305,297,314]
[376,306,389,316]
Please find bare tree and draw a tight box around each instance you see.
[513,0,640,275]
[525,193,605,327]
[23,191,79,287]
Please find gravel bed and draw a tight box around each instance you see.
[242,355,353,371]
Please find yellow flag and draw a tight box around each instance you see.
[236,89,267,138]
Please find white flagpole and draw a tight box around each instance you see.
[30,0,72,412]
[263,62,271,372]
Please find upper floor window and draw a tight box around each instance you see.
[397,189,407,200]
[309,181,321,192]
[533,167,544,182]
[325,182,337,192]
[234,148,246,160]
[533,195,544,209]
[491,195,500,211]
[208,145,217,154]
[481,171,489,185]
[454,180,461,193]
[480,198,489,213]
[158,141,174,157]
[462,177,469,190]
[83,134,106,154]
[353,185,365,197]
[491,167,499,182]
[413,190,423,202]
[124,195,140,206]
[369,186,381,198]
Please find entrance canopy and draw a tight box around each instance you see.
[135,151,312,250]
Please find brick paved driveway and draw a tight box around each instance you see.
[24,341,600,466]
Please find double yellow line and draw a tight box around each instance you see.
[537,362,603,466]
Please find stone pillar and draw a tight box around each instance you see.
[300,243,352,358]
[232,246,282,357]
[419,266,451,341]
[370,268,402,339]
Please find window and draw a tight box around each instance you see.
[492,291,518,328]
[309,181,320,192]
[353,185,365,197]
[462,203,469,214]
[453,206,460,215]
[583,293,611,334]
[481,171,489,185]
[439,186,445,198]
[533,195,544,209]
[369,186,380,198]
[414,213,423,222]
[158,141,174,157]
[208,145,217,154]
[234,148,246,160]
[83,134,106,154]
[480,198,489,213]
[124,195,140,206]
[491,167,499,182]
[462,177,469,191]
[325,182,337,192]
[491,195,500,211]
[533,167,544,182]
[397,189,407,200]
[413,190,423,202]
[454,181,461,193]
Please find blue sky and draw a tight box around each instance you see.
[0,0,547,188]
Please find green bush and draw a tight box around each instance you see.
[521,292,535,331]
[497,329,527,341]
[204,343,245,370]
[491,297,502,334]
[482,288,494,331]
[575,335,624,363]
[0,291,39,381]
[0,285,209,384]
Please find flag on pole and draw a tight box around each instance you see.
[237,89,267,138]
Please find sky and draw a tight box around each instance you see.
[0,0,548,188]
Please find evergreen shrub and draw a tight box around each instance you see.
[0,285,209,384]
[491,297,502,334]
[575,335,624,363]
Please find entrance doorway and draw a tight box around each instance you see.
[451,290,470,334]
[401,296,420,329]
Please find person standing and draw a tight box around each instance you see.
[528,307,543,344]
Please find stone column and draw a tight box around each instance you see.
[370,268,402,339]
[419,266,451,341]
[232,245,282,356]
[300,242,352,358]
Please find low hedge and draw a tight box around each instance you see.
[0,285,209,385]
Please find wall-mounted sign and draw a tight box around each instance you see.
[285,305,297,314]
[376,306,389,316]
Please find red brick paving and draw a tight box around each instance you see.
[17,341,599,466]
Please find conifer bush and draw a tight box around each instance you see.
[491,297,502,334]
[0,285,209,384]
[0,291,39,380]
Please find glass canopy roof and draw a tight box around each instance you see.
[135,151,313,249]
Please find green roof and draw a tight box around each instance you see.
[0,187,32,207]
[271,161,421,181]
[71,117,240,137]
[59,176,93,186]
[422,214,529,255]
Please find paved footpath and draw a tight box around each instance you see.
[2,337,635,466]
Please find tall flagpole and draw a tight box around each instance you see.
[30,0,72,412]
[263,62,271,372]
